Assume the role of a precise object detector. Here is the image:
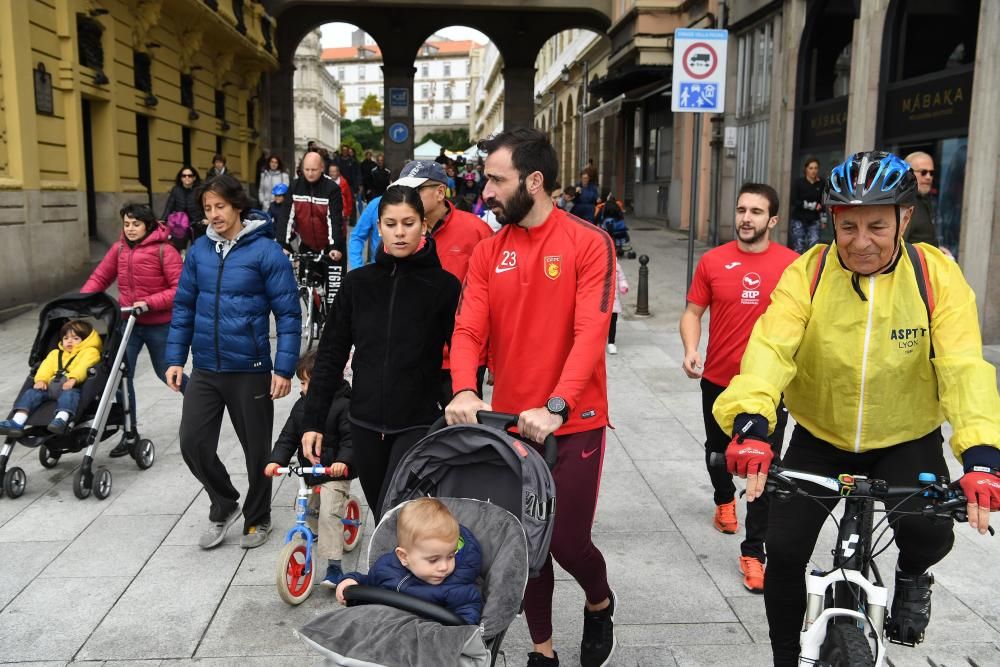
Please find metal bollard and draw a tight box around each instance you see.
[635,255,650,317]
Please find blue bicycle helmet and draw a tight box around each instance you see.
[272,182,289,196]
[823,151,917,207]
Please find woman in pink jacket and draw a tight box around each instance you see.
[82,203,187,456]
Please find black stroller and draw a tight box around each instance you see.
[0,292,155,500]
[297,412,557,666]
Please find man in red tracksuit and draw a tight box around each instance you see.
[446,128,616,667]
[288,151,345,305]
[392,159,494,401]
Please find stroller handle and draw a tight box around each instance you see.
[429,410,558,470]
[343,585,466,626]
[120,304,148,316]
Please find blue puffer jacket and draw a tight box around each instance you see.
[346,525,483,625]
[166,211,301,378]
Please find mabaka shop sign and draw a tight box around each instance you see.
[799,96,848,150]
[883,67,973,141]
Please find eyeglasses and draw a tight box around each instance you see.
[181,173,195,178]
[916,169,934,177]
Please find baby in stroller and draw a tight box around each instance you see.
[335,497,484,625]
[600,200,637,259]
[0,320,102,437]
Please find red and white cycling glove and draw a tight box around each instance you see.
[959,470,1000,512]
[725,413,773,478]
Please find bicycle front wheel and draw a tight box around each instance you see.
[819,623,874,666]
[276,537,316,605]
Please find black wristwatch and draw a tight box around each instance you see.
[546,396,569,422]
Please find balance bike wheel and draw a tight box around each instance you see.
[276,537,316,605]
[342,495,363,552]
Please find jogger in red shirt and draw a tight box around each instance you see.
[679,182,798,593]
[446,129,616,667]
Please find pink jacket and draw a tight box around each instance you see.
[612,262,629,314]
[82,225,183,325]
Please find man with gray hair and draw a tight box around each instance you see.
[903,151,938,246]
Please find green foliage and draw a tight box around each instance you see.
[359,94,383,117]
[418,128,471,151]
[341,118,383,151]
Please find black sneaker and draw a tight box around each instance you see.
[580,590,617,667]
[526,651,559,667]
[109,435,135,458]
[886,571,934,646]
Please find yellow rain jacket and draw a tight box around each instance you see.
[34,328,103,385]
[713,242,1000,460]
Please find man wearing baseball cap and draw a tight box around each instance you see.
[394,160,493,400]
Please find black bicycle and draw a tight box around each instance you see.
[291,251,333,351]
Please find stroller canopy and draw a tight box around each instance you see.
[381,423,556,578]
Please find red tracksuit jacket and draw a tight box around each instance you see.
[432,202,493,370]
[450,206,614,435]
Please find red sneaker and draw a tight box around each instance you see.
[713,500,738,534]
[739,556,765,593]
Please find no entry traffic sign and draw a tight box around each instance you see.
[672,28,728,113]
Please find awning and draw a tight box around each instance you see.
[583,94,624,125]
[588,65,670,100]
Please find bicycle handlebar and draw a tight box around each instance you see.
[272,464,335,478]
[707,452,993,533]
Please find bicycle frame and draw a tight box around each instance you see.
[772,469,942,667]
[275,464,329,573]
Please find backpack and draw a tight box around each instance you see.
[166,211,191,240]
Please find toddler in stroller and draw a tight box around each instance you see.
[335,497,484,624]
[297,411,557,667]
[0,320,102,437]
[601,200,637,259]
[0,292,157,501]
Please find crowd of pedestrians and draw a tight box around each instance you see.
[6,129,998,667]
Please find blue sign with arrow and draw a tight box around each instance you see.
[389,123,409,144]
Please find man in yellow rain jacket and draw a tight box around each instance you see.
[712,151,1000,665]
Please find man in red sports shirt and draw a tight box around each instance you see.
[446,128,616,667]
[679,182,798,593]
[392,160,493,401]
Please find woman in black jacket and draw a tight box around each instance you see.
[301,185,461,519]
[162,165,205,251]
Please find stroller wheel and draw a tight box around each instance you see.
[73,467,92,499]
[3,467,26,499]
[133,439,155,470]
[93,467,112,500]
[276,537,316,605]
[342,496,364,552]
[38,444,61,469]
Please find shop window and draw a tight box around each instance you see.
[885,0,978,82]
[734,18,775,186]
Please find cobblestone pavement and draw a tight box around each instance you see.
[0,224,998,666]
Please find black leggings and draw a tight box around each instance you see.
[701,378,788,560]
[764,426,955,666]
[350,423,426,521]
[608,313,618,344]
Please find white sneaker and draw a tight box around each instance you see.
[607,343,617,355]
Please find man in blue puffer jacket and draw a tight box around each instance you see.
[335,498,484,625]
[165,175,301,551]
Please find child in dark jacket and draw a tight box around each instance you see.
[335,497,483,625]
[265,350,354,587]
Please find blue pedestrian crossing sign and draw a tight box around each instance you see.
[671,28,728,113]
[389,122,409,144]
